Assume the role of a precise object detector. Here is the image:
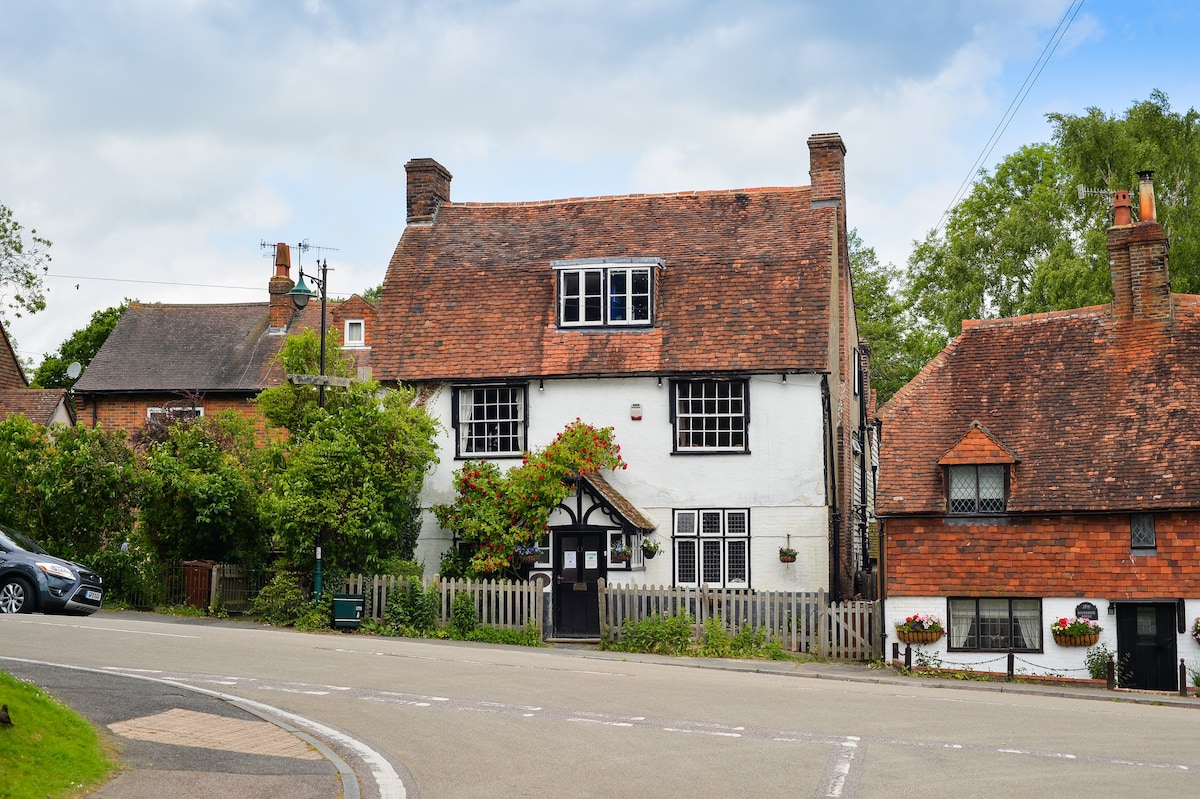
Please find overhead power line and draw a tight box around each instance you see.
[931,0,1088,238]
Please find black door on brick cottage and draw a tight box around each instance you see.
[1115,602,1178,691]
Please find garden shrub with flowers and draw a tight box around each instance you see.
[895,613,944,634]
[1192,617,1200,645]
[1050,617,1102,636]
[433,420,626,576]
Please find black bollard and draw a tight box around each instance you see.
[1007,652,1014,682]
[1106,654,1115,691]
[904,644,912,669]
[1180,659,1188,698]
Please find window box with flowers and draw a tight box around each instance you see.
[895,614,945,644]
[1050,617,1101,646]
[611,541,632,563]
[779,546,797,563]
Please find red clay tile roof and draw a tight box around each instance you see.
[937,422,1019,465]
[0,389,71,425]
[0,323,27,390]
[878,297,1200,515]
[374,188,837,381]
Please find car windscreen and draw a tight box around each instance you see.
[0,524,48,554]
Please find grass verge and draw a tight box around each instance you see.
[0,670,116,799]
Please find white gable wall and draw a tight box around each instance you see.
[414,373,831,592]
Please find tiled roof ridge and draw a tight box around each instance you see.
[128,300,268,310]
[960,303,1110,330]
[445,185,808,209]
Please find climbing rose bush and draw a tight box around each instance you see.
[433,420,626,575]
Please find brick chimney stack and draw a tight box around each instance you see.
[405,158,452,223]
[808,133,847,232]
[1108,171,1172,323]
[268,242,296,332]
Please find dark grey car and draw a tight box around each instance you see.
[0,524,103,615]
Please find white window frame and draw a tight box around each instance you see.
[147,406,204,422]
[553,258,660,328]
[343,318,365,347]
[454,385,526,458]
[673,509,749,588]
[672,379,749,453]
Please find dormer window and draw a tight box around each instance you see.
[948,464,1006,514]
[344,319,365,347]
[552,258,662,328]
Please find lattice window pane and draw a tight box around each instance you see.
[978,465,1005,512]
[726,511,747,537]
[1131,514,1156,548]
[700,511,722,536]
[676,538,697,584]
[726,540,747,583]
[701,539,723,584]
[948,466,978,513]
[676,511,696,535]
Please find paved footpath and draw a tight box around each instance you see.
[3,660,361,799]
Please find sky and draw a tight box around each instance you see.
[2,0,1197,372]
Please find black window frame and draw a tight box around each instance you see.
[670,378,750,454]
[946,464,1007,514]
[672,508,750,588]
[451,384,528,459]
[947,597,1042,652]
[1131,513,1157,552]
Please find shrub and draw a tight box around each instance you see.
[611,613,696,656]
[251,570,311,626]
[449,590,479,638]
[384,579,440,635]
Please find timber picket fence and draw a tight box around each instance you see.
[599,580,882,660]
[344,574,544,633]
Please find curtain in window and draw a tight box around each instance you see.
[949,598,974,647]
[1011,600,1040,649]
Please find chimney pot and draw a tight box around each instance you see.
[1112,190,1132,226]
[1138,170,1157,223]
[274,242,291,277]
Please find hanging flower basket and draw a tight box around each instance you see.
[1050,617,1101,647]
[611,551,631,563]
[894,614,945,644]
[896,628,944,644]
[779,547,797,563]
[520,554,540,565]
[641,539,661,560]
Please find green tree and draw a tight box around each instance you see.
[0,416,138,560]
[31,303,128,389]
[0,203,51,322]
[137,411,268,564]
[260,380,438,577]
[849,230,942,404]
[255,327,357,434]
[904,91,1200,342]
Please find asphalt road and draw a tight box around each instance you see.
[2,611,1198,798]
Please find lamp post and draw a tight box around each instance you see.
[287,259,328,598]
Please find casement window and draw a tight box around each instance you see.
[344,319,365,347]
[1131,513,1156,551]
[553,259,659,328]
[673,509,749,588]
[454,385,526,458]
[947,464,1006,513]
[672,379,748,452]
[146,406,203,422]
[948,597,1041,651]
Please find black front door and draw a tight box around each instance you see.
[1116,603,1178,691]
[553,528,605,638]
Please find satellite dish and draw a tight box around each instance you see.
[66,362,82,380]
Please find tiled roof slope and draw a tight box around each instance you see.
[374,188,837,381]
[0,323,27,389]
[0,389,69,425]
[937,422,1018,465]
[75,302,319,393]
[878,297,1200,514]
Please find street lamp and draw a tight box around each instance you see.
[286,259,329,409]
[286,258,329,598]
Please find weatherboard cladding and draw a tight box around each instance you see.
[75,302,319,393]
[374,187,836,382]
[878,296,1200,515]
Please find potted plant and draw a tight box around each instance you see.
[894,613,945,644]
[778,546,797,563]
[1050,617,1101,646]
[611,541,632,563]
[641,538,661,559]
[515,542,541,566]
[1192,617,1200,645]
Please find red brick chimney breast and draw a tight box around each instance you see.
[405,158,452,223]
[268,242,296,331]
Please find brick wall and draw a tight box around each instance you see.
[884,512,1200,597]
[76,393,272,437]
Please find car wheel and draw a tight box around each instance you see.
[0,576,34,613]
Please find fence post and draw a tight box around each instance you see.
[597,578,607,642]
[817,603,829,659]
[1006,652,1015,682]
